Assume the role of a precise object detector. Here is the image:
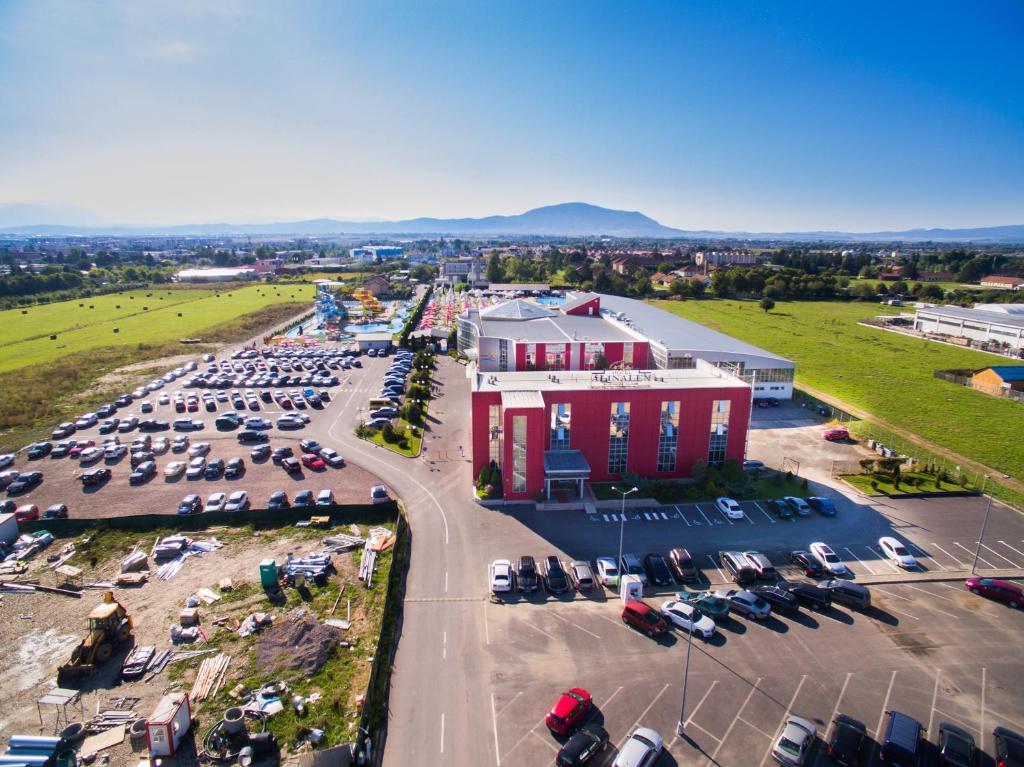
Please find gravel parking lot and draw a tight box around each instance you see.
[3,350,402,517]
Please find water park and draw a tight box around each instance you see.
[277,281,413,345]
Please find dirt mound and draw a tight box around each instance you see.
[255,609,341,676]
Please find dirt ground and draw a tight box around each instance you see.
[0,525,384,765]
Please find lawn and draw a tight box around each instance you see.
[0,284,314,373]
[590,472,809,503]
[365,419,423,457]
[650,299,1024,480]
[842,471,974,496]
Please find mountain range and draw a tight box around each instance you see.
[2,202,1023,243]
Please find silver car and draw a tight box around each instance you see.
[771,715,817,766]
[713,588,772,619]
[613,727,664,767]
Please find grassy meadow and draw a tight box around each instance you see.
[650,299,1024,480]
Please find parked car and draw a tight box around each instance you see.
[206,492,227,512]
[27,442,53,459]
[790,550,825,577]
[767,498,794,519]
[129,461,156,484]
[964,577,1022,608]
[992,726,1024,767]
[177,494,203,515]
[188,442,211,457]
[743,550,776,579]
[293,489,315,507]
[319,448,345,467]
[543,556,570,594]
[772,716,817,767]
[237,430,269,444]
[621,600,668,637]
[823,427,850,441]
[225,491,250,512]
[490,559,513,593]
[299,439,322,454]
[171,435,190,452]
[938,722,977,767]
[612,727,664,767]
[808,496,837,516]
[185,457,206,479]
[163,461,186,478]
[79,467,112,486]
[809,542,850,576]
[719,550,757,585]
[752,584,800,613]
[743,459,765,472]
[878,536,918,569]
[821,579,872,610]
[517,556,539,592]
[677,590,730,619]
[784,496,812,516]
[316,488,334,506]
[370,484,389,504]
[715,496,744,520]
[280,457,301,474]
[224,457,245,478]
[827,714,867,767]
[272,446,294,465]
[8,471,43,494]
[568,560,595,591]
[668,547,698,583]
[619,553,647,585]
[556,723,609,767]
[250,444,271,462]
[301,453,326,471]
[713,588,772,619]
[879,711,923,767]
[42,503,68,519]
[643,553,674,586]
[595,556,619,587]
[204,458,225,479]
[779,580,832,610]
[545,688,592,736]
[267,491,290,510]
[659,600,716,638]
[14,504,40,522]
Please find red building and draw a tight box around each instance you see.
[471,364,751,501]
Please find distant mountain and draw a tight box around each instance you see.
[2,201,1023,242]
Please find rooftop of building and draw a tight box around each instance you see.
[981,366,1024,382]
[472,360,749,394]
[464,299,642,344]
[175,267,257,278]
[915,304,1024,329]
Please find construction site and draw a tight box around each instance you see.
[0,515,402,767]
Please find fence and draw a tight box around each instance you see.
[791,387,856,423]
[934,368,1024,403]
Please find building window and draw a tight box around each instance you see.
[549,403,571,450]
[708,399,730,464]
[498,339,508,371]
[525,344,537,371]
[488,405,503,468]
[511,416,528,493]
[622,342,634,369]
[657,400,680,472]
[585,343,605,370]
[667,354,696,369]
[608,402,630,474]
[545,344,566,371]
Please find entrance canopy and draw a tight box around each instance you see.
[543,450,591,501]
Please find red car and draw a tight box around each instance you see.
[15,504,39,522]
[301,453,325,471]
[823,428,849,442]
[621,599,668,637]
[965,577,1022,608]
[545,688,592,736]
[68,440,95,457]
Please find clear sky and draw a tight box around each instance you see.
[1,1,1022,231]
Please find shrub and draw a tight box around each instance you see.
[382,423,398,443]
[858,458,876,474]
[398,439,409,450]
[801,477,809,491]
[477,468,490,488]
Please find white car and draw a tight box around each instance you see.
[186,457,206,479]
[809,542,850,576]
[0,454,14,470]
[158,393,170,405]
[78,447,101,463]
[613,727,664,767]
[188,442,211,457]
[370,485,389,504]
[659,600,716,639]
[489,559,513,593]
[206,492,227,512]
[878,536,918,569]
[164,461,186,477]
[595,556,620,587]
[319,448,345,467]
[771,715,817,766]
[715,496,744,520]
[225,491,250,512]
[152,438,169,454]
[104,444,127,460]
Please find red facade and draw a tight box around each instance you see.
[511,340,650,372]
[472,385,750,501]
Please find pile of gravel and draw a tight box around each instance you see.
[255,608,342,676]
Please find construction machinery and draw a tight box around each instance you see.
[57,591,133,684]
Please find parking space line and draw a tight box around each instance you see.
[928,669,941,734]
[519,619,557,641]
[442,630,446,660]
[695,504,716,526]
[706,678,762,767]
[980,667,986,753]
[495,691,522,717]
[684,719,723,743]
[933,707,979,733]
[617,683,672,751]
[811,672,853,767]
[599,685,624,711]
[547,610,602,640]
[706,554,726,582]
[978,541,1020,567]
[867,546,902,573]
[901,583,957,605]
[998,540,1024,560]
[675,506,691,527]
[530,729,558,753]
[661,511,669,520]
[490,693,502,767]
[440,712,445,753]
[684,680,719,729]
[954,542,996,569]
[742,510,755,525]
[932,543,967,568]
[739,716,777,740]
[710,503,735,525]
[843,547,878,574]
[873,671,898,737]
[908,544,947,571]
[870,588,921,620]
[758,675,808,767]
[752,501,776,523]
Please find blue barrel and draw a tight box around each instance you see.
[0,755,51,765]
[6,749,56,757]
[8,739,59,750]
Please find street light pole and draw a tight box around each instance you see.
[613,486,639,585]
[676,615,694,737]
[972,474,993,575]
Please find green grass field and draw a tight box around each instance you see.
[0,284,315,373]
[650,299,1024,480]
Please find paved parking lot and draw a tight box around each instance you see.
[4,351,402,516]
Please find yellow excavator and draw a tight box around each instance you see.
[57,591,133,685]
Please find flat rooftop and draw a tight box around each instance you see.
[473,361,749,394]
[916,304,1024,329]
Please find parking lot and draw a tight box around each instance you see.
[2,348,403,517]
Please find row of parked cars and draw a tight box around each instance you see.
[715,494,837,519]
[367,348,416,426]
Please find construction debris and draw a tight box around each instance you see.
[238,612,274,638]
[116,572,148,587]
[155,537,224,580]
[120,551,148,573]
[190,653,230,701]
[322,533,365,553]
[122,646,155,680]
[256,609,342,675]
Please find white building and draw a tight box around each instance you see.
[175,268,257,283]
[914,305,1024,352]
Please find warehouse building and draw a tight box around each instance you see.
[175,267,258,283]
[913,304,1024,352]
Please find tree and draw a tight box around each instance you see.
[710,270,731,298]
[486,253,505,283]
[759,297,775,313]
[852,282,876,300]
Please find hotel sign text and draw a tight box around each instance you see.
[590,370,653,388]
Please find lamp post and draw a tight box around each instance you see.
[971,474,993,575]
[613,486,639,585]
[676,618,694,737]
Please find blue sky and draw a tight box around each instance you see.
[0,1,1022,231]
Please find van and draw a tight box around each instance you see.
[368,398,391,410]
[880,711,923,766]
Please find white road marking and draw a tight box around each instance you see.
[547,610,602,640]
[490,693,502,767]
[519,620,557,641]
[753,501,776,523]
[844,547,878,574]
[998,540,1024,560]
[661,511,669,520]
[707,678,762,767]
[643,512,652,521]
[954,541,995,569]
[442,630,447,660]
[873,671,898,737]
[759,675,808,767]
[706,554,726,582]
[742,510,755,525]
[684,680,719,728]
[495,691,523,718]
[599,685,624,711]
[695,504,716,526]
[978,541,1019,567]
[483,600,491,645]
[445,570,448,593]
[932,543,967,568]
[980,667,986,753]
[440,712,445,753]
[908,544,947,571]
[603,514,610,522]
[618,683,673,751]
[813,671,853,767]
[901,583,957,604]
[675,506,691,527]
[740,716,777,740]
[928,669,941,734]
[867,546,902,573]
[530,729,558,752]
